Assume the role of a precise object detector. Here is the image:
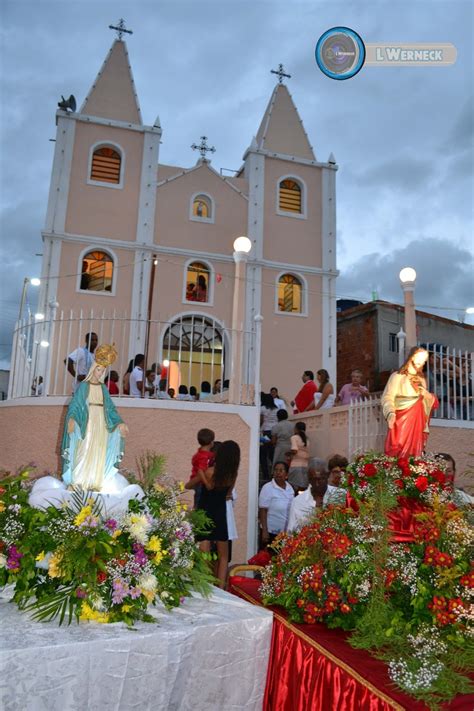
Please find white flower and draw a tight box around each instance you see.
[0,553,7,568]
[123,513,152,544]
[138,572,158,593]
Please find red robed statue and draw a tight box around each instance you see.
[381,346,438,458]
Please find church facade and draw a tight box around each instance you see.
[37,37,338,401]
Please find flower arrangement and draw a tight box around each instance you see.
[261,453,473,707]
[0,456,214,626]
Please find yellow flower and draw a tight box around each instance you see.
[146,535,162,553]
[74,504,93,527]
[122,604,132,613]
[182,504,188,511]
[153,551,164,565]
[179,481,185,492]
[80,602,109,624]
[48,551,63,578]
[36,551,45,561]
[141,589,156,603]
[0,501,5,513]
[112,529,122,539]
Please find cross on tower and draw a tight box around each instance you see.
[271,63,291,84]
[191,136,216,162]
[108,18,133,41]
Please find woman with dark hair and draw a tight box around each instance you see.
[200,380,212,401]
[213,378,222,395]
[259,461,294,547]
[195,274,208,302]
[189,385,198,401]
[122,358,134,396]
[177,384,193,401]
[314,368,335,410]
[185,440,240,587]
[382,346,438,457]
[289,421,310,492]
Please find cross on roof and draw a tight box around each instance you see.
[271,63,291,84]
[191,136,216,162]
[108,18,133,41]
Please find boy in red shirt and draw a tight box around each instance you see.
[191,428,215,508]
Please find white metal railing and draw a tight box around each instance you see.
[8,310,256,404]
[424,344,474,421]
[348,399,386,457]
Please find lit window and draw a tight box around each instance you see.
[90,146,121,184]
[186,261,210,303]
[80,251,114,292]
[279,179,302,213]
[278,274,302,313]
[192,195,212,219]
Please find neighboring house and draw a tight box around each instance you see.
[337,300,474,392]
[30,37,338,400]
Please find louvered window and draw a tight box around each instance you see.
[279,179,302,213]
[90,147,121,184]
[80,251,114,292]
[277,274,302,313]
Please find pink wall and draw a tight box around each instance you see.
[154,164,248,253]
[263,159,323,266]
[0,400,255,563]
[66,123,143,240]
[259,269,323,400]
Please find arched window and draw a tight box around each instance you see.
[80,250,114,292]
[185,261,210,303]
[277,274,303,313]
[162,316,225,386]
[191,194,213,221]
[90,146,122,184]
[278,179,302,213]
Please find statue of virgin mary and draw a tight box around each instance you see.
[61,344,128,490]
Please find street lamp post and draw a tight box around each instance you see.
[399,267,417,355]
[229,236,252,404]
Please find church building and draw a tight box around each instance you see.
[36,34,338,401]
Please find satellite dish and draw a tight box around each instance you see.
[57,94,77,112]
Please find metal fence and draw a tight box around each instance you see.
[348,399,386,457]
[424,344,474,421]
[8,310,257,404]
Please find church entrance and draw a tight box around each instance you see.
[162,315,226,390]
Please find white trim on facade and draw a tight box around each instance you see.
[87,140,125,190]
[188,192,215,224]
[243,146,338,171]
[42,230,339,276]
[58,110,160,135]
[44,115,76,235]
[182,257,215,307]
[274,270,308,317]
[75,244,118,296]
[321,166,338,383]
[275,174,307,220]
[156,161,249,201]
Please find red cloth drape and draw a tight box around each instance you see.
[229,579,474,711]
[294,380,317,413]
[384,396,437,458]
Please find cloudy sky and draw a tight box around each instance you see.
[1,0,473,366]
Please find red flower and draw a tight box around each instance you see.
[431,469,446,485]
[428,595,447,611]
[340,603,351,614]
[460,572,474,587]
[347,474,354,485]
[96,571,107,584]
[397,457,411,476]
[424,545,438,565]
[394,478,404,489]
[434,551,453,568]
[362,463,377,477]
[414,476,429,492]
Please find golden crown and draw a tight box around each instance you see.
[94,343,118,367]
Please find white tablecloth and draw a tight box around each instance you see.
[0,587,272,711]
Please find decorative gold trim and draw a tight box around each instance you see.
[231,584,406,711]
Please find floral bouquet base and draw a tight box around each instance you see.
[0,456,214,627]
[260,453,473,708]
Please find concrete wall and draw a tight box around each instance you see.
[0,399,260,563]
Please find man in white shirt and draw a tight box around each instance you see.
[287,460,346,532]
[129,354,154,398]
[66,332,98,392]
[270,387,287,412]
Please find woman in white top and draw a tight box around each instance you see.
[259,462,295,546]
[314,368,335,410]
